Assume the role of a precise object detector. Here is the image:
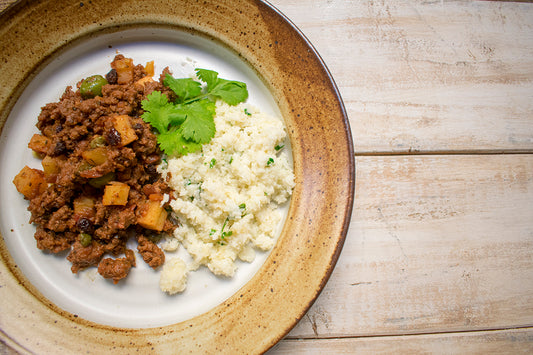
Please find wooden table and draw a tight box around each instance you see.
[1,0,532,353]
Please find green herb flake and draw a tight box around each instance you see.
[275,144,284,151]
[244,108,252,116]
[222,231,233,238]
[209,158,216,168]
[266,157,274,166]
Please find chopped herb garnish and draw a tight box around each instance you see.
[239,203,247,217]
[266,157,274,166]
[244,108,252,116]
[209,158,216,168]
[229,156,233,164]
[141,69,248,156]
[275,144,284,151]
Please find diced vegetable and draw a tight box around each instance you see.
[145,60,155,77]
[135,76,154,87]
[88,172,115,188]
[102,181,130,206]
[79,233,93,247]
[80,75,108,99]
[113,115,138,146]
[41,155,62,182]
[73,196,96,217]
[137,200,167,231]
[28,134,51,155]
[13,166,47,199]
[89,136,106,148]
[111,57,134,84]
[148,193,164,201]
[81,147,108,166]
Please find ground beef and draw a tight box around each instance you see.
[137,235,165,269]
[98,249,136,284]
[68,240,106,273]
[16,55,177,284]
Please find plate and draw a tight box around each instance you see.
[0,0,354,353]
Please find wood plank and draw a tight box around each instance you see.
[286,154,533,338]
[270,328,533,354]
[270,0,533,153]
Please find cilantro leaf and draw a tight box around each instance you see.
[163,74,202,103]
[195,68,219,89]
[141,91,186,133]
[141,68,249,157]
[157,127,203,156]
[195,68,248,105]
[180,100,216,143]
[210,79,248,105]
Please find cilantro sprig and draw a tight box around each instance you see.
[141,69,248,156]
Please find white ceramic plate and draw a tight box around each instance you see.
[0,27,291,328]
[0,1,354,353]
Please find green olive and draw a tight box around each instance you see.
[80,75,108,99]
[89,135,106,148]
[79,233,92,247]
[88,172,115,188]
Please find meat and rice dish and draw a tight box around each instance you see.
[13,54,295,293]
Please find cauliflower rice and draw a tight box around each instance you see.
[158,101,295,294]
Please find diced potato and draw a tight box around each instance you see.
[102,181,130,206]
[82,147,108,166]
[113,115,138,146]
[111,57,134,84]
[137,200,167,231]
[144,60,154,77]
[134,76,154,88]
[13,166,47,199]
[73,196,96,217]
[41,155,62,182]
[28,134,51,155]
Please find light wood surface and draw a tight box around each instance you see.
[1,0,533,353]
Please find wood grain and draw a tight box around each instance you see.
[285,155,533,339]
[271,0,533,154]
[272,328,533,354]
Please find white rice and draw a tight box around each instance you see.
[158,101,295,294]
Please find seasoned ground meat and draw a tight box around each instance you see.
[68,240,106,273]
[13,55,177,284]
[98,249,136,284]
[137,235,165,269]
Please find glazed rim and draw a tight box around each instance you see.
[0,0,354,353]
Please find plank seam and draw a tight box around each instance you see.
[355,150,533,157]
[284,325,533,341]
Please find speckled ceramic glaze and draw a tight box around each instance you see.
[0,0,354,353]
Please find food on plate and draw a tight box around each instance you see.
[12,53,294,293]
[13,55,176,284]
[157,101,295,294]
